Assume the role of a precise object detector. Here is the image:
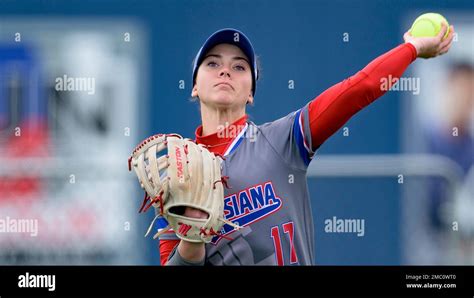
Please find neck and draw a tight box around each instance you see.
[200,104,246,136]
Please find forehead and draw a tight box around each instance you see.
[205,43,249,61]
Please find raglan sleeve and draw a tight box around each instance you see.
[258,102,315,170]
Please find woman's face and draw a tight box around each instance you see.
[192,43,254,109]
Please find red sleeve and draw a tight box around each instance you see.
[159,239,180,266]
[305,43,418,150]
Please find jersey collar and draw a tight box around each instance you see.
[195,114,248,156]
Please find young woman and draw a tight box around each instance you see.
[160,25,455,265]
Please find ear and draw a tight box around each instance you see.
[191,85,198,98]
[247,93,254,105]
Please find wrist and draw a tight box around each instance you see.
[406,40,420,57]
[177,240,205,262]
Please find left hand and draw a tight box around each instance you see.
[403,22,455,59]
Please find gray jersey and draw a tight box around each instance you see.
[161,104,316,265]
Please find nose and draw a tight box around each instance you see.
[219,68,231,78]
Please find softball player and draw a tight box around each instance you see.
[160,25,455,265]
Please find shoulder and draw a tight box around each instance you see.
[256,110,299,131]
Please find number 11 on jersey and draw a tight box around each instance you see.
[270,221,299,265]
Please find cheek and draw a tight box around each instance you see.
[239,75,253,94]
[196,71,212,92]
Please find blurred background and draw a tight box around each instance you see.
[0,0,472,265]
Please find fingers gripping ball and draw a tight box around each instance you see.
[410,13,450,39]
[128,134,240,243]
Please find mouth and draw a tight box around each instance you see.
[215,82,234,90]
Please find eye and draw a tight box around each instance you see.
[207,61,219,67]
[234,65,246,71]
